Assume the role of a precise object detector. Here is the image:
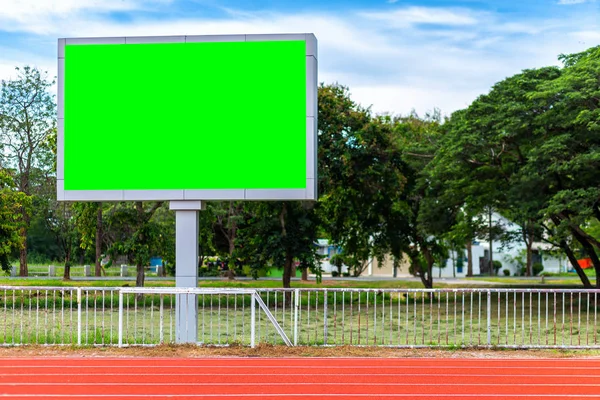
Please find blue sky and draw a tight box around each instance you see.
[0,0,598,115]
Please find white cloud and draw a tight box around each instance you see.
[0,4,598,116]
[570,30,600,42]
[0,0,173,34]
[350,85,482,118]
[362,6,479,28]
[0,45,56,99]
[558,0,592,4]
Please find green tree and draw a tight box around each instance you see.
[104,202,165,287]
[72,202,105,276]
[392,111,450,288]
[317,84,408,277]
[0,66,56,276]
[212,201,245,279]
[0,170,31,272]
[240,201,320,288]
[151,203,176,276]
[433,46,600,287]
[45,201,77,280]
[532,46,600,285]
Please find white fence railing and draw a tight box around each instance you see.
[0,287,599,349]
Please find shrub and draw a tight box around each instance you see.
[533,262,544,276]
[503,269,510,276]
[493,260,502,273]
[331,270,339,277]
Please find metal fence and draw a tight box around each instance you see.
[0,286,599,349]
[257,288,600,349]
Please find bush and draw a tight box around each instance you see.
[503,269,510,276]
[493,260,502,273]
[198,267,221,277]
[533,262,544,276]
[331,270,339,277]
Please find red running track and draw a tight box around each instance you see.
[1,357,600,399]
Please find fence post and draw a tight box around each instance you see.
[118,291,124,347]
[323,289,328,345]
[487,290,491,346]
[77,288,82,345]
[294,289,300,346]
[159,295,164,344]
[250,292,256,348]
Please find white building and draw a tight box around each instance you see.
[317,213,569,278]
[432,213,566,278]
[315,239,349,275]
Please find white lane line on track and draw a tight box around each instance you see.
[1,357,599,361]
[2,373,599,377]
[2,358,599,364]
[2,365,600,370]
[4,394,600,398]
[3,383,600,387]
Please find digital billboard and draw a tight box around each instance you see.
[57,34,317,201]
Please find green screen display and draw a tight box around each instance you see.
[64,40,307,190]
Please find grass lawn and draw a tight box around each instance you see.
[465,276,593,287]
[0,275,594,289]
[0,277,503,290]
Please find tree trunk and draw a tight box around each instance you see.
[63,250,71,280]
[279,202,292,289]
[425,260,433,288]
[135,202,146,289]
[95,202,103,277]
[560,239,592,288]
[227,233,236,280]
[420,244,434,289]
[548,215,592,288]
[301,267,308,281]
[526,241,533,277]
[420,259,433,289]
[451,248,456,278]
[136,262,145,288]
[466,240,473,277]
[571,229,600,288]
[226,268,235,280]
[524,222,534,277]
[282,251,293,289]
[18,207,30,276]
[18,189,30,277]
[19,232,28,277]
[488,207,494,276]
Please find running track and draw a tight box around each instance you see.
[1,357,600,399]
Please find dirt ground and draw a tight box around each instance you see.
[0,345,599,359]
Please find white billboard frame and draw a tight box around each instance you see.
[57,33,318,202]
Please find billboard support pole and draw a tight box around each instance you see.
[170,201,204,344]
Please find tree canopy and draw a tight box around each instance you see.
[1,46,600,289]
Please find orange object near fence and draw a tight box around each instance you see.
[578,258,593,269]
